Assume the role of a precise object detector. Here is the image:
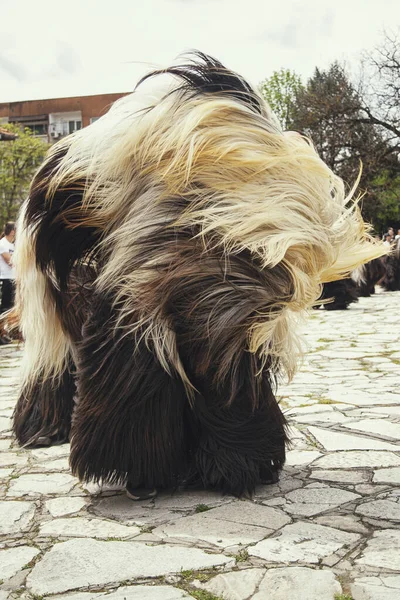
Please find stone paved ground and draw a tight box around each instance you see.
[1,290,399,600]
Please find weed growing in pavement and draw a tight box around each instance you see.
[195,504,211,513]
[234,549,249,562]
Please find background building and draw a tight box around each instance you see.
[0,92,129,143]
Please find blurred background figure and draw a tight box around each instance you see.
[0,221,16,344]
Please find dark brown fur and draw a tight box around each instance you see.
[318,279,359,310]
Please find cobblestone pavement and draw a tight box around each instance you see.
[1,290,399,600]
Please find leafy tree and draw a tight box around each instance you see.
[0,123,49,224]
[367,170,400,233]
[359,30,400,143]
[292,63,363,175]
[291,62,399,231]
[259,69,303,130]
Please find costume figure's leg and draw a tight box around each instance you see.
[70,296,192,490]
[381,254,400,291]
[12,211,76,447]
[0,279,15,313]
[13,360,76,446]
[186,355,288,497]
[13,263,94,448]
[320,279,359,310]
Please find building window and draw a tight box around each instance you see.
[90,117,99,124]
[13,122,47,136]
[68,120,82,134]
[27,123,47,136]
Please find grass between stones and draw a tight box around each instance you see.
[334,595,353,600]
[180,569,215,583]
[234,549,249,563]
[139,525,156,533]
[178,569,223,600]
[195,504,211,513]
[187,591,223,600]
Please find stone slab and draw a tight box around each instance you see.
[94,495,181,526]
[56,586,191,600]
[326,391,400,406]
[7,473,78,496]
[153,513,270,548]
[314,515,369,535]
[313,451,400,469]
[373,467,400,484]
[253,566,342,600]
[285,450,322,466]
[284,486,360,517]
[352,576,400,600]
[288,405,335,415]
[310,469,367,484]
[201,568,265,600]
[26,538,231,594]
[249,521,359,564]
[342,419,400,440]
[154,490,234,510]
[356,484,387,495]
[0,500,36,535]
[0,416,11,432]
[359,407,400,417]
[294,411,348,424]
[308,426,399,451]
[30,444,70,460]
[0,467,13,479]
[356,499,400,522]
[46,497,87,517]
[0,545,40,580]
[0,452,29,467]
[35,457,71,471]
[356,529,400,570]
[201,501,291,530]
[39,517,141,539]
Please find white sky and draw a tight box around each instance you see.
[0,0,399,102]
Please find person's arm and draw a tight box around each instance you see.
[0,251,12,266]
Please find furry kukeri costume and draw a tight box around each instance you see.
[381,240,400,291]
[317,279,360,310]
[13,53,387,497]
[356,259,386,297]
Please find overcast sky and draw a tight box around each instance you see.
[0,0,399,102]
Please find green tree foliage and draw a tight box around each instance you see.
[259,68,303,130]
[0,123,49,224]
[368,170,400,232]
[291,62,399,231]
[360,30,400,142]
[292,62,372,179]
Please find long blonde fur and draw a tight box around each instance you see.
[15,203,71,388]
[17,60,388,386]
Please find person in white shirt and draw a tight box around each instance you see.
[0,222,16,316]
[383,233,393,247]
